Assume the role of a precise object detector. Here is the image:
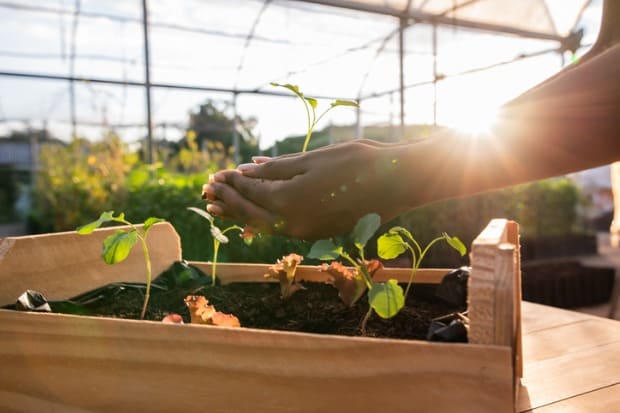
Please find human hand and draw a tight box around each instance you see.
[202,140,414,240]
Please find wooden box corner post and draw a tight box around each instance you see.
[469,219,523,389]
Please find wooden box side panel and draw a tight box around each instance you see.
[0,222,181,305]
[0,310,514,413]
[190,262,453,285]
[468,219,522,379]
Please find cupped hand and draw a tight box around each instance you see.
[202,140,415,240]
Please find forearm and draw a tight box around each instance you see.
[393,43,620,208]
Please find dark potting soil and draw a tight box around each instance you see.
[73,281,464,341]
[7,263,468,341]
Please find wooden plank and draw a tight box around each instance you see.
[521,302,594,334]
[469,219,508,345]
[522,318,620,363]
[521,383,620,412]
[190,262,452,285]
[469,219,521,383]
[0,310,515,413]
[0,222,181,306]
[518,341,620,411]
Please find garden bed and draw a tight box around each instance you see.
[0,219,522,413]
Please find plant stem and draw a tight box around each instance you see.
[138,234,152,320]
[301,128,313,152]
[211,240,220,286]
[403,244,418,298]
[360,307,373,336]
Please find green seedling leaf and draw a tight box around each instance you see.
[305,97,318,109]
[143,217,165,233]
[377,232,407,259]
[271,82,303,98]
[187,206,214,223]
[389,226,414,242]
[102,229,138,265]
[352,213,381,249]
[443,233,467,256]
[330,99,359,108]
[211,226,229,244]
[76,211,117,234]
[368,280,405,319]
[308,239,343,260]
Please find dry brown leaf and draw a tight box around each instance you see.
[264,253,304,299]
[184,295,240,327]
[320,260,383,306]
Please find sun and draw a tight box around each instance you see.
[446,104,499,136]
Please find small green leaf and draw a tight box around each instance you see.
[307,239,343,260]
[102,230,138,265]
[352,213,381,249]
[377,232,406,259]
[271,82,303,98]
[368,280,405,319]
[187,206,214,223]
[76,211,116,234]
[143,217,165,233]
[389,226,414,243]
[211,226,229,244]
[443,233,467,256]
[330,99,359,108]
[305,97,318,109]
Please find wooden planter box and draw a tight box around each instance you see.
[0,219,522,413]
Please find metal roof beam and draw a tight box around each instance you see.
[290,0,566,42]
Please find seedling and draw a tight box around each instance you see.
[309,213,467,335]
[187,206,250,286]
[377,227,466,298]
[308,213,390,334]
[77,211,164,319]
[271,82,358,152]
[264,253,304,299]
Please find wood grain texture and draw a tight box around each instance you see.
[0,310,514,413]
[0,222,181,306]
[191,262,452,285]
[518,312,620,412]
[521,383,620,412]
[0,220,520,412]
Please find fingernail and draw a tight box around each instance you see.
[212,172,225,182]
[206,203,223,216]
[252,156,271,163]
[237,163,258,172]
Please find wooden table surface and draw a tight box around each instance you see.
[519,301,620,412]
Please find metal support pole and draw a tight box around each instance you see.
[398,17,406,141]
[141,0,154,164]
[432,23,438,126]
[232,93,240,165]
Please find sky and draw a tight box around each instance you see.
[0,0,604,151]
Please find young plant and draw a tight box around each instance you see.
[264,253,305,299]
[309,213,467,335]
[308,213,391,334]
[187,206,250,286]
[271,82,358,152]
[377,227,467,300]
[76,211,164,320]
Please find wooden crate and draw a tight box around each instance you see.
[0,219,521,412]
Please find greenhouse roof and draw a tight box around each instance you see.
[0,0,602,148]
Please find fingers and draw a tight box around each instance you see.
[207,172,286,212]
[204,184,282,234]
[236,154,307,179]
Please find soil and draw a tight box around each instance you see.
[73,277,465,341]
